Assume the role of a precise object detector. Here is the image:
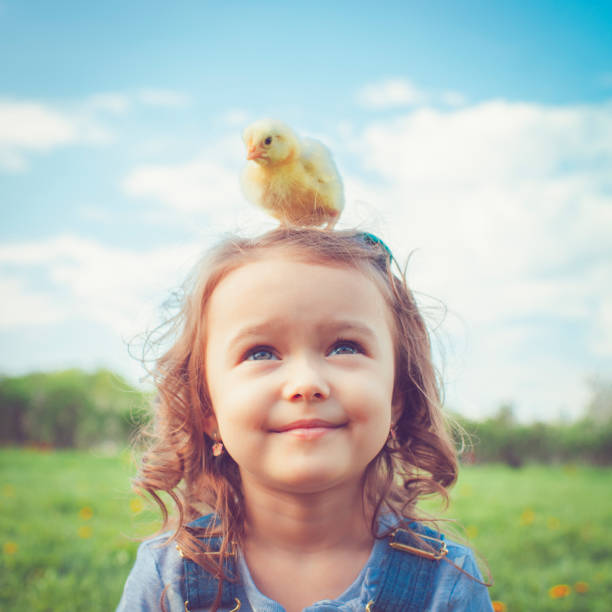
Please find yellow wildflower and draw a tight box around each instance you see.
[79,506,93,520]
[574,581,589,594]
[549,584,571,599]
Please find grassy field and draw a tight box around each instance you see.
[1,448,610,611]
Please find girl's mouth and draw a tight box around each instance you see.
[271,419,346,440]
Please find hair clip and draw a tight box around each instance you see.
[359,232,394,263]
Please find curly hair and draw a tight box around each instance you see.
[134,227,458,610]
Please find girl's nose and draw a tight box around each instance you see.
[282,357,330,402]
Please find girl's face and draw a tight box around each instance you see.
[204,253,398,496]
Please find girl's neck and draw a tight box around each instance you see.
[242,478,374,554]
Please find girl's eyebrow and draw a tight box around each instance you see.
[227,320,378,347]
[227,323,276,347]
[324,321,378,340]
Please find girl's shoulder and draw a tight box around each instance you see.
[117,514,219,611]
[381,517,493,610]
[430,539,493,610]
[116,531,186,611]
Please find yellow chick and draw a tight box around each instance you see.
[241,119,344,227]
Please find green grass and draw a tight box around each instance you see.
[424,463,612,611]
[0,448,160,611]
[1,449,611,611]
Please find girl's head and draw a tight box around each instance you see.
[137,227,457,558]
[203,246,397,498]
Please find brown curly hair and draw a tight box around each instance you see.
[134,227,458,610]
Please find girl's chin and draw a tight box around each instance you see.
[262,465,364,496]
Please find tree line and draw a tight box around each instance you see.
[1,369,611,465]
[0,369,148,449]
[456,403,612,466]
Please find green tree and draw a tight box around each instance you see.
[0,369,148,448]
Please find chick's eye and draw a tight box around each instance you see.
[263,136,273,146]
[328,340,363,356]
[245,347,277,361]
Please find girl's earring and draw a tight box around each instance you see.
[212,432,224,457]
[388,426,397,443]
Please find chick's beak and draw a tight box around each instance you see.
[247,142,265,159]
[247,144,264,160]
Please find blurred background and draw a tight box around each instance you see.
[1,1,611,610]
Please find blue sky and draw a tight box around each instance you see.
[1,1,611,421]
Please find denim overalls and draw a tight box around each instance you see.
[182,514,448,612]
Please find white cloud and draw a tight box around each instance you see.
[0,277,65,326]
[119,129,281,233]
[357,78,469,110]
[0,89,192,171]
[0,149,26,172]
[343,98,612,420]
[440,90,467,107]
[0,100,77,150]
[86,93,131,114]
[358,78,425,109]
[591,290,612,358]
[0,235,203,336]
[0,98,112,171]
[122,157,243,218]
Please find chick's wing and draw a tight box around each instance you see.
[300,138,339,184]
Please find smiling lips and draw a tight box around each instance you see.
[272,419,345,440]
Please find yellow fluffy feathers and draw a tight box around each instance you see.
[241,119,344,228]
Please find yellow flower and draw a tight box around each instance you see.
[3,541,18,555]
[79,506,93,520]
[2,484,15,498]
[129,497,144,514]
[574,581,589,594]
[520,509,535,526]
[465,525,478,539]
[492,601,507,612]
[78,525,92,539]
[549,584,571,599]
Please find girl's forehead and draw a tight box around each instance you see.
[217,251,380,297]
[205,256,398,354]
[207,254,395,329]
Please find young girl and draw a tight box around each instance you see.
[118,227,494,611]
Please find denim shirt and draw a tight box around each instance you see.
[117,520,493,611]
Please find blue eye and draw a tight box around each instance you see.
[245,347,277,361]
[329,340,362,356]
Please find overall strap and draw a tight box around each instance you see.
[180,514,252,612]
[370,523,447,612]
